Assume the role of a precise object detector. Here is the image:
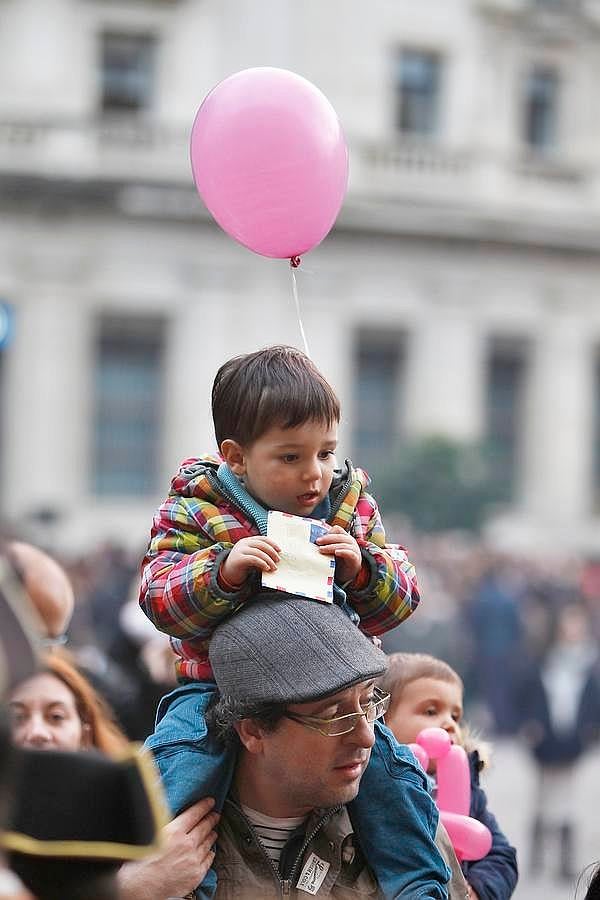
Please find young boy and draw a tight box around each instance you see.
[140,345,451,898]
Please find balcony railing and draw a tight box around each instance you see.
[0,118,593,221]
[477,0,600,24]
[515,154,585,184]
[359,139,472,178]
[0,117,191,182]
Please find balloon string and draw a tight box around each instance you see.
[290,260,311,358]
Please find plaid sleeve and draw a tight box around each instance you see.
[139,495,253,641]
[345,493,420,636]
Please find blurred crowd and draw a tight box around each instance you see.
[381,531,600,731]
[384,529,600,883]
[10,530,600,890]
[37,532,600,748]
[53,542,177,744]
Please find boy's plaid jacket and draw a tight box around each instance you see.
[139,455,420,681]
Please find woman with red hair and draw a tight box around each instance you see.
[9,652,217,900]
[9,652,128,757]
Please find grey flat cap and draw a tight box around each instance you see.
[209,593,388,705]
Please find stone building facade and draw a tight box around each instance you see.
[1,0,600,552]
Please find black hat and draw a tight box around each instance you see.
[209,593,388,705]
[1,746,166,861]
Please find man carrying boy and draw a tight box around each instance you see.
[205,592,468,898]
[140,345,439,897]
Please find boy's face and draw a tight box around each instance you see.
[385,677,463,750]
[223,419,338,517]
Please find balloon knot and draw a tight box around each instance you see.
[290,256,301,269]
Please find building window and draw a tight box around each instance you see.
[485,342,527,501]
[395,49,441,136]
[92,317,165,496]
[352,333,404,475]
[100,32,155,113]
[523,66,559,151]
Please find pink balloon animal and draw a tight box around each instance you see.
[408,727,492,862]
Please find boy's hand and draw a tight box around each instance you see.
[316,526,362,583]
[221,537,281,587]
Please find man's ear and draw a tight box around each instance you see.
[234,718,268,754]
[220,439,246,476]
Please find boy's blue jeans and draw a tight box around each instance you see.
[144,683,451,899]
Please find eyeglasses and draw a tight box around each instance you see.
[284,687,390,737]
[39,633,69,648]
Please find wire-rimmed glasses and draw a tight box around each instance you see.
[284,686,390,737]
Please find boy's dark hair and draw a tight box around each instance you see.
[379,652,463,704]
[206,693,287,747]
[583,862,600,900]
[211,345,340,448]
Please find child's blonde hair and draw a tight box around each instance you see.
[379,652,463,700]
[380,652,490,764]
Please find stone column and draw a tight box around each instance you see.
[403,300,484,443]
[521,308,593,526]
[161,282,229,472]
[2,283,89,522]
[0,0,84,117]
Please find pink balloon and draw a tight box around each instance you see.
[415,727,452,760]
[190,67,349,259]
[440,811,493,862]
[407,743,429,772]
[413,727,492,862]
[436,744,471,818]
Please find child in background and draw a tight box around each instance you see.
[139,345,451,898]
[380,652,518,900]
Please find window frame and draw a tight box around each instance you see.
[91,315,166,498]
[99,30,157,115]
[352,330,406,476]
[484,339,529,502]
[394,47,443,138]
[522,63,560,153]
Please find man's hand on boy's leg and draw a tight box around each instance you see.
[316,526,362,583]
[220,537,281,588]
[118,798,219,900]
